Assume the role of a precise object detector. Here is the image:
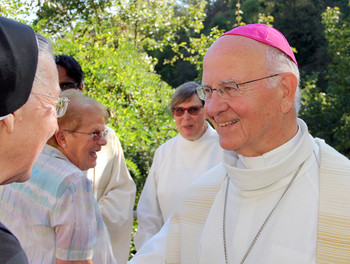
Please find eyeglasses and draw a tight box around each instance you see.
[63,128,108,141]
[60,82,79,91]
[196,74,280,101]
[31,92,69,118]
[172,105,203,117]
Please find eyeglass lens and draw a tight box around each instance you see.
[92,129,108,140]
[196,82,239,101]
[60,82,79,90]
[197,74,280,101]
[56,97,69,118]
[173,105,202,117]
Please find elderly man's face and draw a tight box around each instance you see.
[203,36,288,157]
[7,52,60,183]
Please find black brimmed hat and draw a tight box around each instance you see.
[0,16,38,117]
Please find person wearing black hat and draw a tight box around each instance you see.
[0,17,67,263]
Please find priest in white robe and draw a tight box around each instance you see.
[129,23,350,264]
[135,82,222,250]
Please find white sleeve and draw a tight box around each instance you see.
[89,126,136,264]
[134,148,164,250]
[129,219,169,264]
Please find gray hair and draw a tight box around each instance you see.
[32,34,54,92]
[170,81,204,112]
[36,34,53,54]
[265,46,301,114]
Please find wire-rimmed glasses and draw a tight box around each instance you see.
[63,128,109,141]
[196,74,280,101]
[31,92,69,118]
[59,82,79,91]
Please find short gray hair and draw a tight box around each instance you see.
[36,34,53,54]
[170,81,204,112]
[32,34,54,91]
[265,46,301,114]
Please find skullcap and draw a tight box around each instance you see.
[0,16,38,117]
[221,23,298,66]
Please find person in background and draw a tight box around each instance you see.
[0,90,117,264]
[55,55,136,264]
[129,24,350,263]
[134,81,223,250]
[0,17,65,263]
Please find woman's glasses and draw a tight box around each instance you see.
[63,128,108,141]
[172,105,203,117]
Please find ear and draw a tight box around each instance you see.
[1,114,15,133]
[55,130,67,148]
[77,83,84,91]
[280,73,298,114]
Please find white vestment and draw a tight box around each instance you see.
[87,126,136,264]
[129,119,350,263]
[135,124,223,250]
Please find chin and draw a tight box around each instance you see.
[1,170,32,185]
[219,138,238,151]
[16,169,32,183]
[87,161,97,170]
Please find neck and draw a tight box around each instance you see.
[0,157,29,185]
[187,122,208,141]
[239,119,299,157]
[238,123,301,169]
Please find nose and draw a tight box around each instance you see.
[205,92,227,117]
[98,134,107,146]
[183,110,191,120]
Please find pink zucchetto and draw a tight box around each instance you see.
[221,23,298,66]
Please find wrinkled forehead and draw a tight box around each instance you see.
[202,36,268,84]
[205,35,267,61]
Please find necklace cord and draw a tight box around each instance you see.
[223,175,230,264]
[223,161,305,264]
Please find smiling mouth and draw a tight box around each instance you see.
[90,151,98,158]
[218,120,239,127]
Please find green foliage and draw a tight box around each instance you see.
[32,0,114,34]
[0,0,34,22]
[299,73,335,140]
[169,26,224,82]
[321,6,350,156]
[300,5,350,158]
[54,30,178,194]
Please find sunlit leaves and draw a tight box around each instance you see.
[55,30,177,190]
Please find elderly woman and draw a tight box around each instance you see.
[135,81,223,250]
[0,89,116,264]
